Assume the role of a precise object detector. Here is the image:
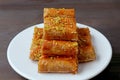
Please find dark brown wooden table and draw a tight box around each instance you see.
[0,0,120,80]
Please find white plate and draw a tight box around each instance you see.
[7,23,112,80]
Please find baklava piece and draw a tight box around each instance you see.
[77,28,96,63]
[38,56,78,74]
[44,15,78,41]
[42,40,78,57]
[30,27,43,60]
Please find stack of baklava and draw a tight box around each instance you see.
[30,8,95,74]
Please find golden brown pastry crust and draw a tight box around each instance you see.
[43,17,78,41]
[42,40,78,56]
[30,27,43,60]
[44,8,75,18]
[77,28,96,63]
[38,56,78,74]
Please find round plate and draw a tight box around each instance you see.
[7,23,112,80]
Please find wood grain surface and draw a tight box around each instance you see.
[0,0,120,80]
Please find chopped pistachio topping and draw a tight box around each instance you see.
[45,25,50,30]
[54,16,61,23]
[72,42,78,47]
